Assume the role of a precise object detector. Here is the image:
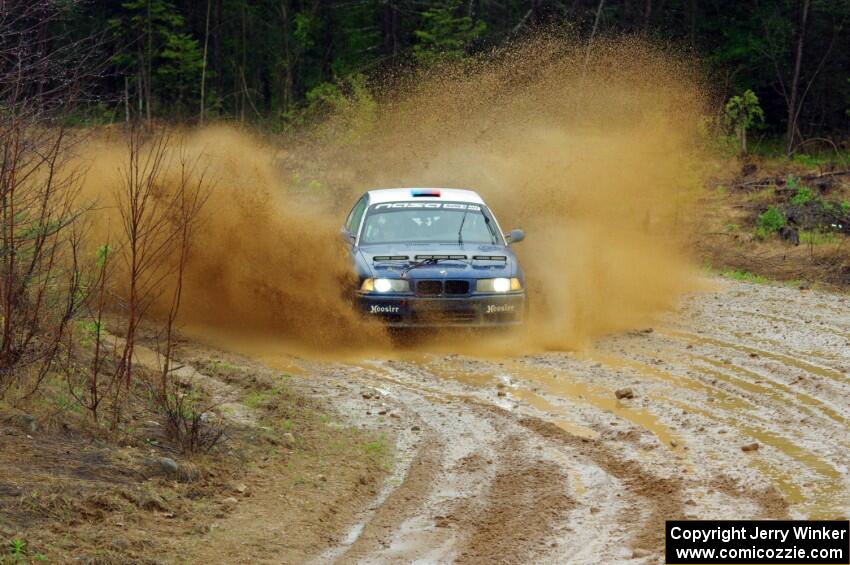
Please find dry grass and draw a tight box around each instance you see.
[0,340,387,563]
[697,157,850,290]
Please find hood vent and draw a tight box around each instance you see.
[473,255,507,261]
[372,255,409,261]
[414,254,467,260]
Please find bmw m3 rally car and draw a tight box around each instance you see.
[342,188,527,327]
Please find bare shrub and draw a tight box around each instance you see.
[0,1,100,399]
[108,125,214,442]
[156,378,225,454]
[60,241,119,423]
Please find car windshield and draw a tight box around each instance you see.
[359,202,501,245]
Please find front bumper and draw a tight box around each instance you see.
[357,293,526,327]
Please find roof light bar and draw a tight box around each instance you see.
[411,189,441,197]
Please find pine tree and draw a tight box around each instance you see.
[413,0,486,66]
[109,0,205,117]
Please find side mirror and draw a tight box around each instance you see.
[506,228,525,244]
[340,228,356,244]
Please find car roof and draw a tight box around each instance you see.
[365,188,485,205]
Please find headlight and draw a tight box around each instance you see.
[476,277,522,293]
[361,278,410,293]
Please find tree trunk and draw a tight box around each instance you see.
[382,1,398,59]
[146,0,152,126]
[199,0,212,126]
[281,1,292,114]
[240,3,247,123]
[688,0,697,44]
[785,0,811,159]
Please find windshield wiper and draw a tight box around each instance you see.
[400,257,438,278]
[457,207,469,245]
[482,213,498,244]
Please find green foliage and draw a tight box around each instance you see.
[799,230,838,246]
[305,74,377,145]
[788,176,814,205]
[792,153,828,167]
[329,1,381,76]
[43,0,850,135]
[724,90,764,153]
[785,174,802,192]
[7,539,27,563]
[243,387,281,409]
[724,90,764,131]
[157,31,205,104]
[75,319,102,347]
[96,244,111,268]
[61,103,119,127]
[413,0,485,65]
[207,358,235,373]
[756,206,786,238]
[721,269,768,284]
[108,0,204,115]
[362,434,390,467]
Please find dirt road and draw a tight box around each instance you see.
[230,278,850,564]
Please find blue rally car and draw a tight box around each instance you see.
[342,188,527,327]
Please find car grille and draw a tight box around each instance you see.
[416,280,443,296]
[415,280,470,297]
[444,280,470,295]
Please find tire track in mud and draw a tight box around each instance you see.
[314,362,581,564]
[330,437,446,563]
[258,279,850,562]
[564,347,847,520]
[590,282,850,520]
[516,414,686,552]
[299,358,699,563]
[452,432,575,565]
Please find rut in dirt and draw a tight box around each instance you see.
[251,278,850,564]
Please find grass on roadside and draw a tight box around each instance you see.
[720,269,768,284]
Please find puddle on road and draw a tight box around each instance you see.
[506,386,602,440]
[687,354,847,426]
[662,396,849,519]
[663,330,848,384]
[584,350,750,413]
[507,343,850,521]
[735,308,850,345]
[379,357,602,440]
[245,333,850,521]
[740,425,848,520]
[422,357,684,452]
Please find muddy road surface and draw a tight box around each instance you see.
[227,279,850,564]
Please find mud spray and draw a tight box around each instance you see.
[77,37,709,355]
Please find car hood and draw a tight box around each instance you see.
[356,243,517,279]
